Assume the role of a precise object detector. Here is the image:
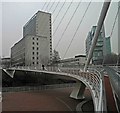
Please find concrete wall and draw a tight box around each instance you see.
[23,14,36,37]
[11,38,25,66]
[25,35,50,67]
[36,11,52,60]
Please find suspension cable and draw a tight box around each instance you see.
[40,0,59,36]
[44,0,52,11]
[52,0,66,24]
[102,5,120,65]
[54,0,82,49]
[114,5,120,66]
[53,0,73,36]
[38,0,52,34]
[63,1,92,58]
[41,1,47,10]
[110,5,120,38]
[52,0,60,15]
[48,0,56,12]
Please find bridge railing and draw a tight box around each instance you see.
[45,66,103,111]
[8,66,104,111]
[9,66,42,71]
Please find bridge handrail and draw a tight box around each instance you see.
[87,67,103,111]
[7,66,104,111]
[46,66,103,111]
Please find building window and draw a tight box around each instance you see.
[36,28,38,32]
[33,37,34,40]
[37,42,38,45]
[37,38,38,40]
[33,42,34,45]
[33,57,34,59]
[33,62,34,64]
[33,47,34,50]
[37,57,38,60]
[37,52,39,55]
[33,52,34,55]
[37,62,39,64]
[37,47,39,50]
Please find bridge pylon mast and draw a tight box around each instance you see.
[84,0,111,71]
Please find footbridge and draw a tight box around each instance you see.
[3,66,106,112]
[2,0,120,112]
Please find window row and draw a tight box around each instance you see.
[32,52,39,55]
[32,47,39,50]
[32,62,39,65]
[32,57,39,60]
[33,42,39,45]
[32,37,39,40]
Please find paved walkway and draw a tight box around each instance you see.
[2,87,92,112]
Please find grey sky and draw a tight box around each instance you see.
[1,1,119,59]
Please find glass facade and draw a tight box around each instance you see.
[105,37,111,55]
[86,25,111,65]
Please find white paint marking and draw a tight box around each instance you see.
[56,97,73,111]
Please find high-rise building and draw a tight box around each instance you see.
[104,36,111,55]
[86,25,111,65]
[11,11,52,67]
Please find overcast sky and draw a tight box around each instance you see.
[1,0,119,59]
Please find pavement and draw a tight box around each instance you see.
[2,87,93,112]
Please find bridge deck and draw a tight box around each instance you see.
[104,75,117,112]
[2,87,93,111]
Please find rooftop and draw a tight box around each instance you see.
[23,10,51,28]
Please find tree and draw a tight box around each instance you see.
[52,50,61,64]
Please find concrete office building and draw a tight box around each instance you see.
[11,11,52,67]
[59,55,86,67]
[86,25,111,65]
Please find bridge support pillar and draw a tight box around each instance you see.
[70,82,86,99]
